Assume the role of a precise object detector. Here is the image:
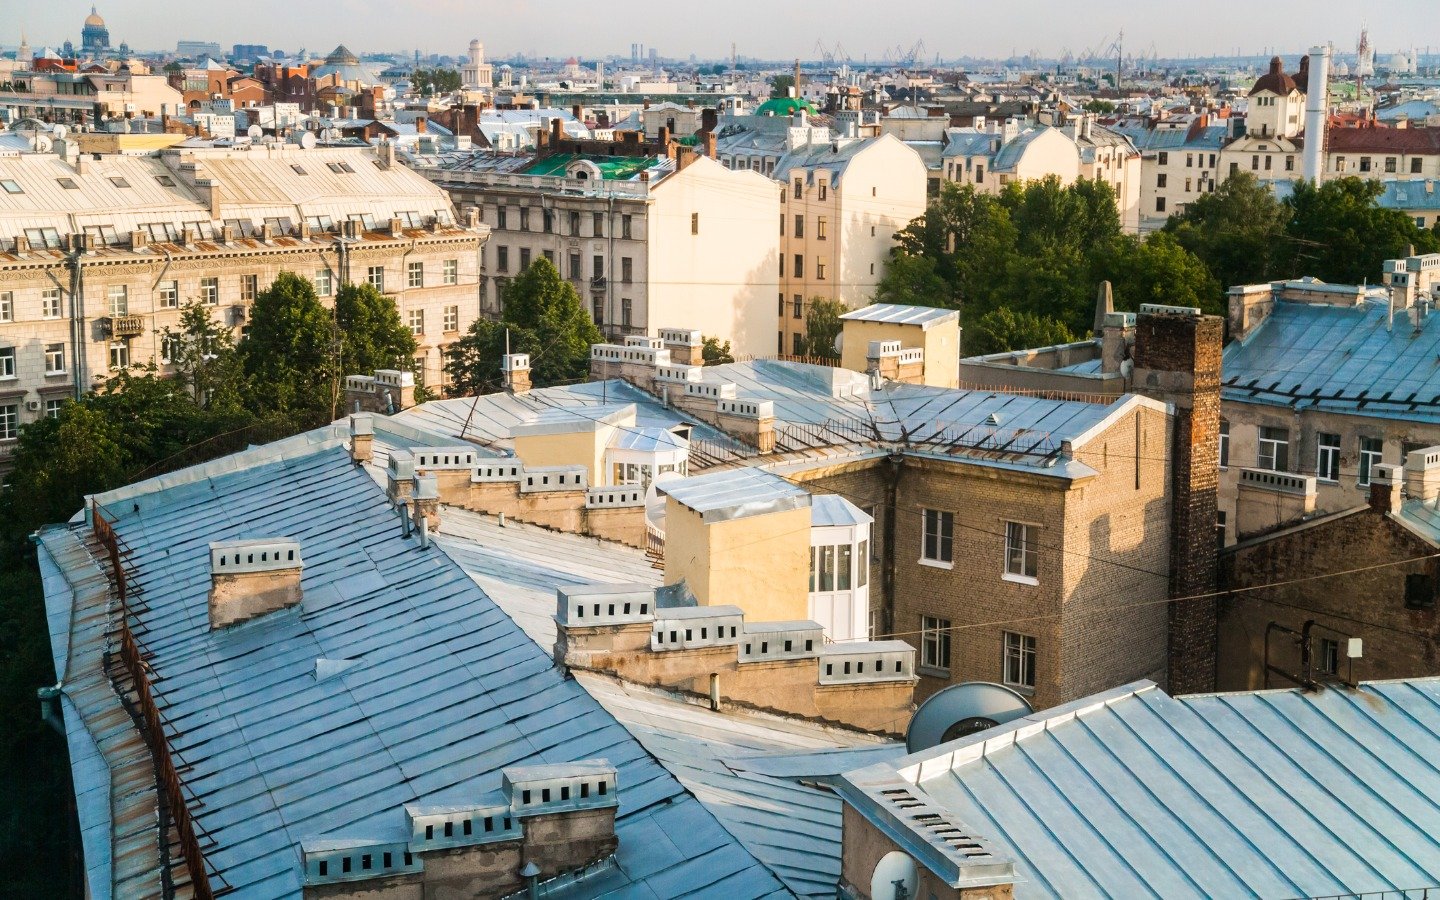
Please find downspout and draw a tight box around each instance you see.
[64,248,86,400]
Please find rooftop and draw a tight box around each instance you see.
[841,678,1440,897]
[839,303,959,329]
[521,152,661,180]
[657,467,812,522]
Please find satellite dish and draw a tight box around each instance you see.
[52,124,68,140]
[870,851,918,900]
[298,130,317,150]
[833,331,844,354]
[247,124,263,140]
[905,682,1033,753]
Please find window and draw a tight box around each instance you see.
[1004,522,1038,582]
[817,216,827,240]
[1285,155,1295,171]
[691,212,699,235]
[45,398,64,419]
[792,332,805,355]
[240,274,258,302]
[818,182,828,201]
[108,341,129,370]
[1317,637,1339,676]
[408,309,424,336]
[592,212,604,237]
[1413,158,1424,174]
[44,343,65,374]
[161,334,181,364]
[107,285,128,316]
[569,252,582,279]
[1156,197,1166,213]
[792,296,803,319]
[0,347,13,378]
[568,210,580,235]
[25,227,60,249]
[1359,437,1384,486]
[155,174,176,187]
[621,298,633,328]
[108,176,131,188]
[1157,173,1168,188]
[443,305,459,333]
[778,294,785,316]
[1385,157,1398,174]
[622,214,632,239]
[816,260,826,280]
[793,178,803,199]
[368,266,385,292]
[1316,432,1341,482]
[780,212,785,236]
[403,261,423,289]
[1158,151,1169,165]
[920,616,951,671]
[519,208,530,231]
[1218,419,1229,468]
[592,255,603,280]
[151,279,178,309]
[1359,156,1372,173]
[542,210,553,233]
[57,178,78,190]
[0,293,10,322]
[1258,426,1289,471]
[794,214,804,239]
[315,269,333,297]
[0,404,15,440]
[443,259,458,285]
[200,277,219,305]
[975,163,983,184]
[621,257,633,283]
[1003,632,1036,689]
[921,509,953,565]
[519,248,531,270]
[496,246,509,272]
[794,255,804,279]
[85,224,119,246]
[496,206,508,229]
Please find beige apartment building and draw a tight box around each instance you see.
[0,140,487,469]
[418,128,780,357]
[775,133,927,355]
[0,68,182,124]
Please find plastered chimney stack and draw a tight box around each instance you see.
[1302,45,1331,182]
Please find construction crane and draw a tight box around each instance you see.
[881,40,927,69]
[813,40,851,66]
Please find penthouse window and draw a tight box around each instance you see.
[398,210,424,228]
[920,616,951,672]
[305,215,334,232]
[1316,433,1341,483]
[56,178,78,190]
[84,225,119,247]
[326,161,356,174]
[145,222,180,242]
[921,509,953,567]
[1358,437,1384,486]
[24,227,61,249]
[1003,632,1036,690]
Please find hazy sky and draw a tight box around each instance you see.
[8,1,1439,61]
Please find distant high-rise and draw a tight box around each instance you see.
[631,43,643,64]
[81,6,110,55]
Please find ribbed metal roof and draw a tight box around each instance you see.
[1222,297,1440,423]
[43,441,789,898]
[809,494,872,528]
[657,467,812,521]
[839,303,958,328]
[842,678,1440,898]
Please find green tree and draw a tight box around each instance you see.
[1283,177,1440,284]
[240,272,338,425]
[334,282,418,376]
[444,258,602,393]
[0,403,125,544]
[156,300,245,410]
[877,182,1017,315]
[1164,172,1290,289]
[1098,231,1224,316]
[1083,99,1116,114]
[769,74,795,98]
[1000,175,1120,255]
[803,297,846,358]
[701,336,734,365]
[965,308,1076,356]
[411,67,462,96]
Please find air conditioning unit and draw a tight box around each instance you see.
[25,400,42,412]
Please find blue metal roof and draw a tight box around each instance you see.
[42,441,790,898]
[1222,297,1440,423]
[842,678,1440,898]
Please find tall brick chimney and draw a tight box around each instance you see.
[1131,304,1223,695]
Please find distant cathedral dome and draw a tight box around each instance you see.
[84,9,105,26]
[82,6,110,53]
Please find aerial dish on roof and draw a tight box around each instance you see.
[905,681,1033,753]
[53,124,68,140]
[297,130,317,150]
[833,331,844,354]
[247,124,263,141]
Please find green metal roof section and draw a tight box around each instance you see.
[755,96,819,117]
[521,153,659,180]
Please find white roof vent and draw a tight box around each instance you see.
[986,413,1002,426]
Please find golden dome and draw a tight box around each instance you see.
[84,7,105,27]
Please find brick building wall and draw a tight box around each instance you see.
[1217,508,1440,690]
[1132,312,1223,695]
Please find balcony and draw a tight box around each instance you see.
[590,276,607,292]
[104,315,146,338]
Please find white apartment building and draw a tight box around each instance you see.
[774,133,927,354]
[0,140,488,467]
[421,144,780,356]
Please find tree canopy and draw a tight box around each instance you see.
[445,257,603,394]
[410,68,462,97]
[335,281,419,377]
[240,272,339,426]
[803,297,847,358]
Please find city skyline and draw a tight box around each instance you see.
[6,0,1438,62]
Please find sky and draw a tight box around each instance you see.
[7,0,1439,62]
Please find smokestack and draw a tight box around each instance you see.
[1302,45,1331,183]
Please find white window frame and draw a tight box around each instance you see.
[45,398,64,419]
[368,266,386,292]
[240,273,258,302]
[108,340,130,370]
[0,292,11,322]
[200,277,219,305]
[920,508,954,568]
[156,281,178,309]
[0,347,15,379]
[44,342,65,374]
[443,305,459,333]
[0,403,16,440]
[1358,437,1384,487]
[920,616,951,673]
[41,288,62,319]
[315,268,334,297]
[1003,521,1039,584]
[107,284,128,317]
[1258,426,1289,472]
[1316,433,1341,483]
[407,261,424,289]
[408,309,424,336]
[443,259,459,285]
[1218,419,1229,469]
[1003,631,1036,690]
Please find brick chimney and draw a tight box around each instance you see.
[208,539,303,628]
[414,115,427,134]
[1370,463,1403,515]
[412,474,440,544]
[350,413,374,464]
[1131,304,1223,695]
[1404,446,1440,504]
[503,353,531,393]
